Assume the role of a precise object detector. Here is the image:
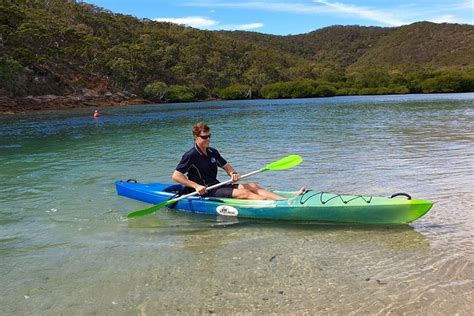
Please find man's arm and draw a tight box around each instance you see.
[223,163,240,182]
[172,170,207,195]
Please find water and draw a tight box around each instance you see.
[1,94,473,314]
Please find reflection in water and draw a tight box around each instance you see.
[123,213,438,314]
[127,209,431,252]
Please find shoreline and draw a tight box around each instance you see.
[1,92,473,115]
[0,93,151,114]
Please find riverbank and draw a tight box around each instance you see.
[2,91,473,115]
[0,91,150,114]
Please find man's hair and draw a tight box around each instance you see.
[192,122,210,137]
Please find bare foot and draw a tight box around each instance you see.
[293,187,306,198]
[287,187,306,203]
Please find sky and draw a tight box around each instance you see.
[82,0,474,35]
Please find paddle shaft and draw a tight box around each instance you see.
[167,169,263,204]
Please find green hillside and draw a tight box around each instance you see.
[349,22,474,71]
[223,25,393,69]
[1,0,473,109]
[1,0,307,96]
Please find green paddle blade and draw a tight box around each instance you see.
[127,199,175,218]
[261,154,303,171]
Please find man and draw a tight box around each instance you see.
[172,122,304,200]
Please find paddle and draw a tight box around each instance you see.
[126,154,303,218]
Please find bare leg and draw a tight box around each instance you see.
[232,183,307,200]
[241,183,307,199]
[239,183,286,200]
[231,187,269,200]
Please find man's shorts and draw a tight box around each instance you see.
[207,183,239,198]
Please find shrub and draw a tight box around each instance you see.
[421,72,474,93]
[388,85,410,94]
[217,83,251,100]
[290,81,314,98]
[143,81,167,100]
[336,88,359,96]
[190,84,208,99]
[314,84,337,97]
[165,85,194,102]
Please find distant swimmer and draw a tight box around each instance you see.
[93,110,101,118]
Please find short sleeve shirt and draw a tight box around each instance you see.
[176,144,227,187]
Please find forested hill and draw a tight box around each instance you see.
[349,22,474,71]
[222,26,394,69]
[1,0,473,109]
[223,22,474,71]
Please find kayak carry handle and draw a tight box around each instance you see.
[126,179,138,183]
[390,193,412,200]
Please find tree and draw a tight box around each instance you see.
[0,57,27,96]
[290,80,314,98]
[165,85,194,102]
[314,84,337,97]
[143,81,167,101]
[421,71,474,93]
[106,57,136,89]
[217,84,251,100]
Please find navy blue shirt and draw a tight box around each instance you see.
[176,144,227,187]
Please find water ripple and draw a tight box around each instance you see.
[0,94,473,314]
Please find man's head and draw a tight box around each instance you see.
[193,122,211,145]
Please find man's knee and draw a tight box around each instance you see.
[243,183,259,191]
[233,188,251,199]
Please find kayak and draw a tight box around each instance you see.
[116,180,433,224]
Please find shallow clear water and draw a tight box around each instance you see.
[1,94,473,314]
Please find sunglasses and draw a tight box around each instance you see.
[198,134,211,140]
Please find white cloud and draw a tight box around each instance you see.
[177,1,472,30]
[235,22,264,30]
[429,15,457,24]
[154,15,263,31]
[219,22,264,30]
[431,1,473,24]
[184,1,329,14]
[185,1,405,26]
[454,1,474,10]
[313,0,403,26]
[154,16,218,28]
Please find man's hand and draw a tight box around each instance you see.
[231,172,240,183]
[195,184,207,195]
